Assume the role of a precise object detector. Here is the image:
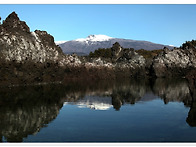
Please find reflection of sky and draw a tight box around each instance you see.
[64,92,160,111]
[63,91,189,111]
[24,98,194,142]
[2,77,194,142]
[139,92,159,102]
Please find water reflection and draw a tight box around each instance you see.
[152,78,192,106]
[0,77,195,142]
[0,85,65,142]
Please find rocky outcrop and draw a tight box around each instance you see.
[152,47,196,77]
[0,12,83,67]
[111,42,145,67]
[0,12,80,65]
[0,12,82,85]
[0,12,149,85]
[1,12,30,33]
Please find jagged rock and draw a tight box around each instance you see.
[111,42,124,62]
[152,48,196,77]
[111,42,145,64]
[0,12,81,66]
[2,12,30,33]
[0,12,63,64]
[111,42,145,68]
[0,12,84,85]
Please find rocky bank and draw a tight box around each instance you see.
[152,47,196,77]
[0,12,148,85]
[0,12,196,85]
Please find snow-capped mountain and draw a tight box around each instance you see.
[75,34,112,42]
[57,34,174,55]
[64,95,113,110]
[55,40,67,45]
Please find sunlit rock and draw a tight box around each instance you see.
[152,48,196,77]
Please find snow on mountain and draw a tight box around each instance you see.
[169,45,174,47]
[75,34,113,42]
[57,34,174,55]
[55,40,67,45]
[74,96,112,110]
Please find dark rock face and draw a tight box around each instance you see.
[110,42,146,77]
[111,42,145,66]
[152,48,196,77]
[111,42,124,62]
[2,12,30,33]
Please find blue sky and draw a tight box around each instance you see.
[0,4,196,47]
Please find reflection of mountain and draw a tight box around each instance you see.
[63,78,193,111]
[75,96,113,110]
[186,102,196,127]
[65,78,151,111]
[0,77,195,142]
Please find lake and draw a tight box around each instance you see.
[0,78,196,142]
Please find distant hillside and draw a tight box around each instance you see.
[56,35,174,55]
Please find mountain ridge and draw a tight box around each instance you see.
[56,34,174,55]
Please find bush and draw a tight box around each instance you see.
[89,48,112,58]
[136,49,163,59]
[181,40,196,50]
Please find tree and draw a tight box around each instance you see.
[181,40,196,50]
[88,48,112,58]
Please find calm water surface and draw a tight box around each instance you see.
[0,78,196,142]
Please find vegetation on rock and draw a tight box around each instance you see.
[181,40,196,50]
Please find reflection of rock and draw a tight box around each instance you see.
[64,78,150,111]
[186,70,196,101]
[0,76,196,142]
[0,85,65,142]
[185,70,196,127]
[152,78,192,106]
[111,79,151,110]
[186,102,196,127]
